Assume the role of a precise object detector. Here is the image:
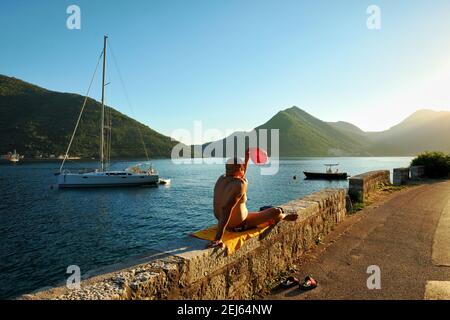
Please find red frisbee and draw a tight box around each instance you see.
[248,147,268,165]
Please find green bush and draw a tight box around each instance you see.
[411,151,450,178]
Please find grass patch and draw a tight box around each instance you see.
[378,183,407,193]
[350,183,407,214]
[351,201,365,213]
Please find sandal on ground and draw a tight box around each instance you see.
[281,276,299,288]
[299,276,318,291]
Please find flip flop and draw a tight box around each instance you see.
[299,276,318,291]
[281,276,299,288]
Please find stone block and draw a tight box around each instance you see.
[393,167,410,185]
[348,170,390,202]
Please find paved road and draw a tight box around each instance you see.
[271,180,450,300]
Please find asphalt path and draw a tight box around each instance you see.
[270,181,450,300]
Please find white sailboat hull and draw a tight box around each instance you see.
[57,171,159,188]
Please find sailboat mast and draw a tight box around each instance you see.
[100,35,108,172]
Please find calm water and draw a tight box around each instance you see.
[0,157,411,299]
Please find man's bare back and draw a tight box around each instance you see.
[213,175,248,229]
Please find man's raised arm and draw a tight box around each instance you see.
[243,148,250,177]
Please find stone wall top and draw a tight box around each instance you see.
[349,170,390,181]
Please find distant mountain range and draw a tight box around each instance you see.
[203,106,450,157]
[0,75,178,158]
[362,109,450,156]
[1,74,449,158]
[328,108,450,156]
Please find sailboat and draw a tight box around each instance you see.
[57,36,159,188]
[1,150,20,163]
[10,150,20,163]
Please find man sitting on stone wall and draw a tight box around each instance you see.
[209,149,298,249]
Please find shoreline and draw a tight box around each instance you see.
[0,155,414,163]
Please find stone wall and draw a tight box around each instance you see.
[20,189,347,300]
[348,170,390,202]
[393,168,410,185]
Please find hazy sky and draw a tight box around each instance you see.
[1,0,450,144]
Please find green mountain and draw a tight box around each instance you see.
[327,121,367,138]
[0,75,178,158]
[202,106,371,157]
[255,107,371,156]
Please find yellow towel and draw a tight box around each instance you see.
[191,222,271,254]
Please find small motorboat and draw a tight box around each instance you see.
[158,178,171,185]
[303,164,348,180]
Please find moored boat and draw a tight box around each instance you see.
[1,150,20,163]
[57,167,159,188]
[303,164,348,180]
[303,171,348,180]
